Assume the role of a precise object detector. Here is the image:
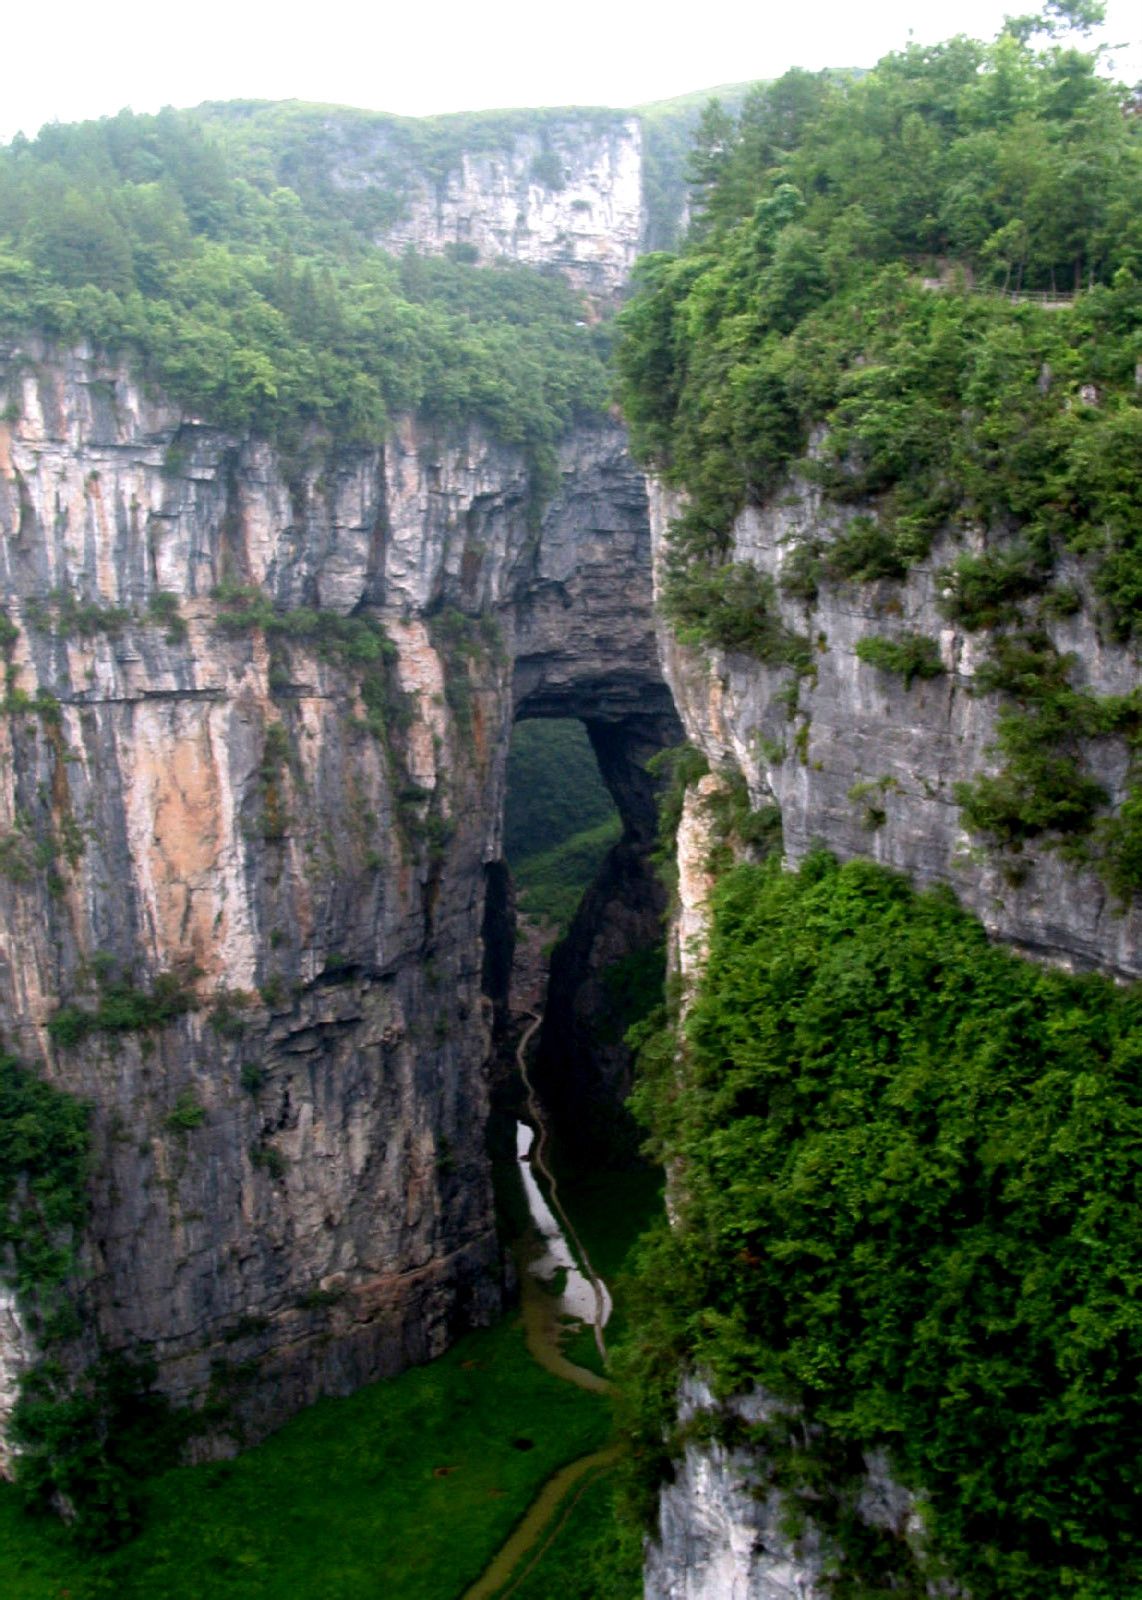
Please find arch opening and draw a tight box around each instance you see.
[495,701,681,1167]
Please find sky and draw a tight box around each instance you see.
[2,0,1139,142]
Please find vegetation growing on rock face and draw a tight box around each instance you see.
[1,1047,197,1551]
[195,100,634,225]
[0,107,610,474]
[615,6,1141,895]
[854,632,944,688]
[614,30,1142,1583]
[48,970,198,1048]
[619,851,1142,1599]
[615,12,1141,636]
[0,1052,89,1313]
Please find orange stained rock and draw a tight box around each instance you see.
[136,710,227,976]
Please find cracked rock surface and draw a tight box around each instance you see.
[0,338,671,1445]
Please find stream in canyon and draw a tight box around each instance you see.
[461,1016,618,1599]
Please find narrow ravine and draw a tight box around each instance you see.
[460,1015,617,1598]
[517,1014,613,1364]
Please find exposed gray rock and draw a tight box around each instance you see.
[649,473,1141,980]
[318,114,646,301]
[0,336,670,1445]
[0,1287,32,1477]
[646,1381,956,1600]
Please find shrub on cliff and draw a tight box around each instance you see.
[0,108,609,467]
[621,852,1142,1597]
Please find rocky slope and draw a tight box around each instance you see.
[202,104,649,302]
[364,116,645,301]
[0,335,674,1451]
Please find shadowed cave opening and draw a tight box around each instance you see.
[489,712,677,1167]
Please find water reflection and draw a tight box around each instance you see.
[516,1121,612,1330]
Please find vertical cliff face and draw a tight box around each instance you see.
[373,118,645,302]
[255,110,647,302]
[644,465,1139,1594]
[0,336,672,1447]
[646,1391,933,1600]
[649,476,1141,980]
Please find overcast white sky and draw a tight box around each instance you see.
[2,0,1138,143]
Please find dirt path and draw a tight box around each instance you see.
[459,1444,621,1600]
[459,1014,618,1598]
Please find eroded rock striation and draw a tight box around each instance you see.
[650,475,1141,981]
[279,110,646,301]
[0,335,672,1448]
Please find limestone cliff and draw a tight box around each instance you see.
[363,117,645,302]
[644,1378,946,1600]
[0,334,672,1450]
[650,475,1141,981]
[643,466,1139,1593]
[201,104,648,302]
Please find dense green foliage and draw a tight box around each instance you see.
[504,720,617,866]
[663,559,812,667]
[0,108,609,461]
[0,1053,89,1309]
[621,852,1142,1597]
[615,20,1142,636]
[13,1355,188,1553]
[637,84,755,251]
[0,1057,157,1550]
[513,818,623,934]
[0,1317,609,1598]
[854,632,945,687]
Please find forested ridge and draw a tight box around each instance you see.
[616,8,1142,899]
[0,107,611,478]
[612,11,1142,1595]
[617,10,1141,624]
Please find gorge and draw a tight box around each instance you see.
[0,341,676,1444]
[1,30,1140,1599]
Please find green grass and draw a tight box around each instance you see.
[504,722,617,867]
[555,1164,663,1294]
[553,1160,665,1381]
[498,1463,642,1600]
[0,1317,610,1600]
[514,818,622,935]
[500,1155,661,1593]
